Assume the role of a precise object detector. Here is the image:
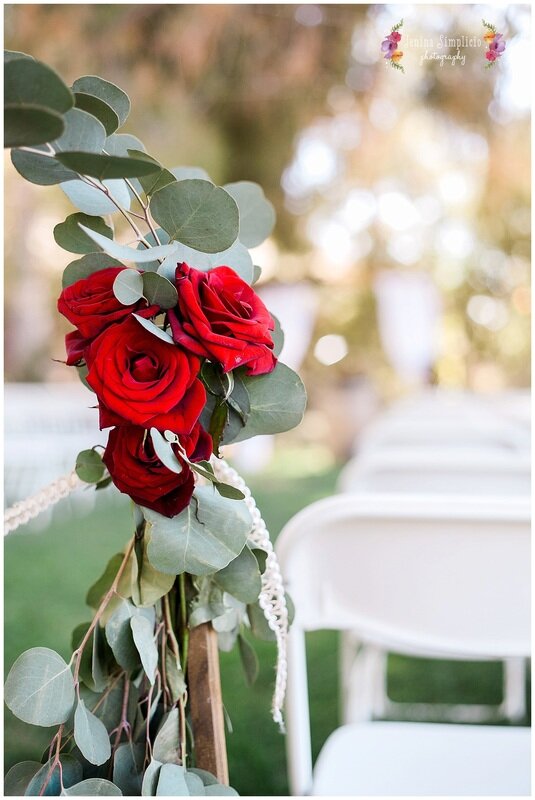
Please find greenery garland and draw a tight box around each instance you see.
[4,50,306,797]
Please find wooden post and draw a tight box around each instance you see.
[188,622,229,785]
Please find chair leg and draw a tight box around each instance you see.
[500,658,527,722]
[345,643,387,723]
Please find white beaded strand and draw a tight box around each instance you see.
[4,470,83,535]
[211,456,288,731]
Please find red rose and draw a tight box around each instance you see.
[58,267,158,340]
[169,263,277,376]
[103,425,195,517]
[181,420,213,462]
[65,330,91,366]
[86,316,206,434]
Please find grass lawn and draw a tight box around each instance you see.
[4,460,528,795]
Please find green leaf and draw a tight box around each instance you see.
[144,485,252,576]
[214,546,261,604]
[63,778,122,795]
[153,708,181,765]
[251,547,268,574]
[271,314,284,357]
[150,179,239,253]
[112,269,143,305]
[204,786,239,796]
[131,532,175,608]
[5,58,73,112]
[188,768,218,787]
[74,698,111,766]
[213,482,245,501]
[252,264,262,284]
[62,253,124,288]
[3,761,41,795]
[112,742,145,796]
[142,272,178,309]
[164,651,186,703]
[61,178,131,216]
[11,147,75,186]
[4,104,64,148]
[141,760,163,796]
[4,647,75,727]
[156,764,189,796]
[72,76,130,127]
[171,166,211,181]
[75,448,106,483]
[55,214,112,255]
[247,601,275,642]
[105,600,154,671]
[149,428,183,473]
[73,93,119,136]
[128,149,176,196]
[228,363,306,443]
[224,181,276,248]
[86,552,131,609]
[4,50,34,63]
[185,772,206,795]
[25,755,82,796]
[238,633,259,686]
[157,239,253,284]
[56,151,162,180]
[105,133,145,156]
[132,314,174,343]
[77,225,178,262]
[130,615,158,685]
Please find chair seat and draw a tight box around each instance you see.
[312,721,531,796]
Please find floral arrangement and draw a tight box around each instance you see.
[483,19,506,67]
[381,18,404,73]
[4,50,306,796]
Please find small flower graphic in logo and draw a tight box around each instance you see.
[381,19,404,73]
[483,19,506,67]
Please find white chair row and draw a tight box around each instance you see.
[277,493,531,796]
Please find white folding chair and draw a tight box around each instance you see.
[277,494,531,796]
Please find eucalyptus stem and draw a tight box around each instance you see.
[124,178,161,245]
[72,538,135,684]
[81,175,151,247]
[39,724,64,796]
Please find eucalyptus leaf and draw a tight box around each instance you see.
[131,533,175,608]
[185,772,206,795]
[271,314,284,357]
[204,786,239,796]
[72,76,131,127]
[54,214,112,255]
[252,264,262,284]
[5,58,73,113]
[130,615,158,685]
[157,239,253,284]
[127,149,176,196]
[56,151,162,180]
[149,428,183,474]
[141,760,163,796]
[105,133,145,156]
[112,742,145,796]
[25,755,82,796]
[63,778,122,795]
[75,448,105,483]
[62,253,124,288]
[11,148,76,186]
[5,647,75,727]
[61,178,131,216]
[171,166,211,181]
[78,225,178,262]
[227,363,306,444]
[132,314,174,343]
[3,761,41,796]
[4,50,34,63]
[86,552,132,609]
[112,269,143,305]
[105,600,154,671]
[73,93,119,136]
[214,546,261,604]
[224,181,275,248]
[251,547,268,574]
[74,698,111,765]
[188,769,218,787]
[142,272,178,309]
[238,633,259,686]
[153,708,181,765]
[144,485,252,576]
[164,651,186,703]
[150,179,239,253]
[156,764,189,796]
[4,104,65,148]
